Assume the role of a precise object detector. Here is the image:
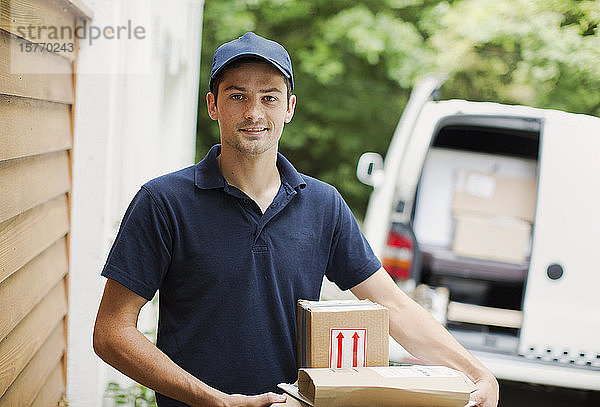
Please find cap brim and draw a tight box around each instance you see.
[210,52,292,91]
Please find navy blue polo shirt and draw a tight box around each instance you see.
[101,144,381,406]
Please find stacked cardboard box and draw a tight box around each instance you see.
[296,299,389,369]
[285,300,474,406]
[451,170,537,264]
[279,366,475,407]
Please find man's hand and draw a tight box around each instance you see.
[466,375,499,407]
[225,392,286,406]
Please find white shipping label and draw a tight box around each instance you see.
[303,300,364,306]
[329,328,367,368]
[371,366,462,378]
[465,173,496,198]
[314,306,379,312]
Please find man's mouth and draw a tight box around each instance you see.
[240,127,268,134]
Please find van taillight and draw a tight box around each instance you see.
[382,226,414,280]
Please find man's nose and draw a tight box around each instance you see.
[244,98,264,121]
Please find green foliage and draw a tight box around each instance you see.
[104,382,156,407]
[429,0,600,115]
[197,0,600,218]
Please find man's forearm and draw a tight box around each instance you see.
[387,295,494,382]
[351,269,499,406]
[350,269,497,382]
[93,278,286,407]
[93,324,226,406]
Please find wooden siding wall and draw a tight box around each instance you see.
[0,0,91,405]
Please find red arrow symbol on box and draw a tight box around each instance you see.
[336,332,344,368]
[352,332,360,367]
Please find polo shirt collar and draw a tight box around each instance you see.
[194,144,307,191]
[194,144,225,189]
[276,149,307,191]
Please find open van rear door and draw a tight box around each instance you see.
[361,74,446,257]
[518,111,600,387]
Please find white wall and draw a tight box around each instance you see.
[68,0,204,404]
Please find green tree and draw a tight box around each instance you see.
[428,0,600,115]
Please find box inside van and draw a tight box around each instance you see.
[412,116,540,352]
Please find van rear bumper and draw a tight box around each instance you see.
[390,332,600,391]
[471,350,600,391]
[451,328,600,390]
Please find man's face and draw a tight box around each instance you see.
[206,62,296,156]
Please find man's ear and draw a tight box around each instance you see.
[285,94,297,124]
[206,92,218,120]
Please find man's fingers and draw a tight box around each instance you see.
[259,392,287,405]
[229,392,287,406]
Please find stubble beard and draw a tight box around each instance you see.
[225,125,280,156]
[231,139,269,155]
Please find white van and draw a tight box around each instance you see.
[355,75,600,391]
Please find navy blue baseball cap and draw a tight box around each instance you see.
[209,32,294,92]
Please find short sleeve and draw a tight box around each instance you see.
[325,190,382,291]
[101,186,172,301]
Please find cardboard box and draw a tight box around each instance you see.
[297,300,388,368]
[275,392,311,407]
[277,384,312,407]
[453,214,531,264]
[452,170,537,222]
[280,366,475,407]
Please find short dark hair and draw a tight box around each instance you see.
[209,56,293,107]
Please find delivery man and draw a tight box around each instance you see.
[93,32,499,407]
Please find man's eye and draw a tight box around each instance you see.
[264,96,277,102]
[231,94,244,100]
